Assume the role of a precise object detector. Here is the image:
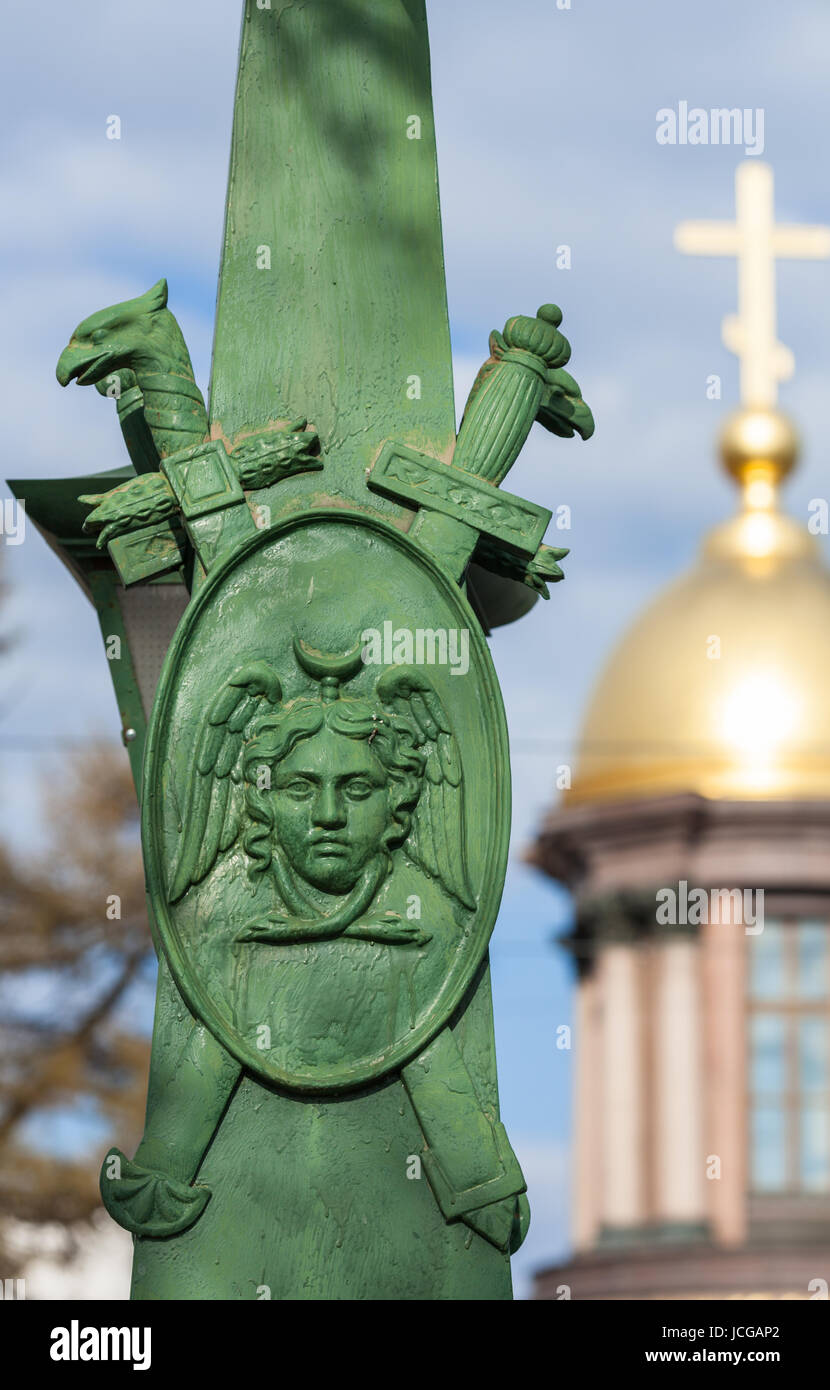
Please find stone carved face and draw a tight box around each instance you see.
[271,726,392,894]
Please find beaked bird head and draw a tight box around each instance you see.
[55,278,185,388]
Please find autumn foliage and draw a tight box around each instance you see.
[0,749,153,1270]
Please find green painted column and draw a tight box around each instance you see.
[43,0,594,1301]
[210,0,457,476]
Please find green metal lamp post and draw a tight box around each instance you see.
[12,0,593,1300]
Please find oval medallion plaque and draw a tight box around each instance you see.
[143,510,510,1091]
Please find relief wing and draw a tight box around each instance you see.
[375,668,475,912]
[168,662,282,903]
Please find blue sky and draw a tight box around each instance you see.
[2,0,830,1297]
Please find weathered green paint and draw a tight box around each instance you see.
[454,304,594,483]
[55,282,324,586]
[37,0,594,1300]
[366,299,591,600]
[370,442,552,556]
[143,511,509,1091]
[209,0,457,474]
[106,518,185,587]
[55,279,208,461]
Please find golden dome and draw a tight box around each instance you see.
[570,409,830,804]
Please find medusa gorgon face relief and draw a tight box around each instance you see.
[243,699,425,896]
[168,636,475,949]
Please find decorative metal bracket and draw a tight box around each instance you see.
[367,303,591,594]
[83,429,323,586]
[369,440,551,554]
